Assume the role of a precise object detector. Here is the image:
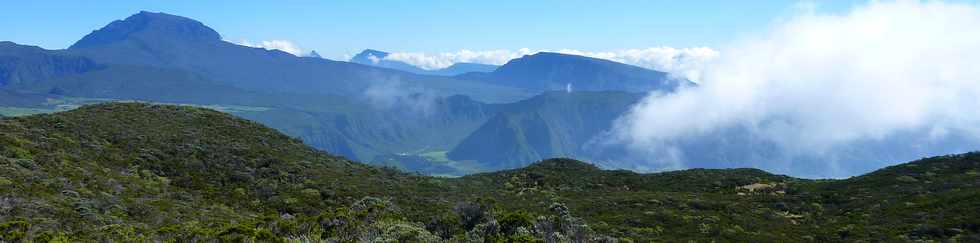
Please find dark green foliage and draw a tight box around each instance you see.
[0,103,978,242]
[0,103,436,241]
[500,210,535,235]
[0,220,29,242]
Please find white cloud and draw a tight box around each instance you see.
[233,39,309,57]
[367,55,381,64]
[380,47,718,81]
[361,76,438,116]
[553,47,719,82]
[606,1,980,176]
[382,48,535,70]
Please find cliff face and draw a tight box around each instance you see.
[0,41,102,87]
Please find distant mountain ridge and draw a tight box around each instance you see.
[349,49,498,76]
[456,52,688,92]
[0,11,528,167]
[0,41,103,87]
[64,11,527,103]
[441,62,499,74]
[349,49,430,74]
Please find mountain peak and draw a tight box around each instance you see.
[308,50,322,58]
[350,49,390,64]
[499,52,634,71]
[519,52,598,62]
[358,49,389,57]
[462,51,678,92]
[529,51,566,57]
[70,11,221,49]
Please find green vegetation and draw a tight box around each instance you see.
[0,96,107,117]
[0,103,978,242]
[449,91,645,170]
[421,150,453,163]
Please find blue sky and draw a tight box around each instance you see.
[2,1,867,59]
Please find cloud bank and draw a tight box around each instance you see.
[383,48,535,70]
[233,39,312,57]
[605,1,980,177]
[552,48,719,82]
[381,48,718,81]
[363,79,438,116]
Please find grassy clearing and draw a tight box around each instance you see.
[0,107,56,117]
[14,96,273,116]
[420,150,451,163]
[419,150,486,174]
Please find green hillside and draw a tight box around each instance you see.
[1,103,978,242]
[448,91,645,170]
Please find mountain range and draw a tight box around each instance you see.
[455,52,688,92]
[350,49,499,76]
[0,11,698,176]
[64,11,526,103]
[1,10,979,241]
[0,11,975,178]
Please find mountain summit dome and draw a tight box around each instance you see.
[70,11,221,49]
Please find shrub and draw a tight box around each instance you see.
[500,210,535,235]
[0,220,29,242]
[455,202,490,230]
